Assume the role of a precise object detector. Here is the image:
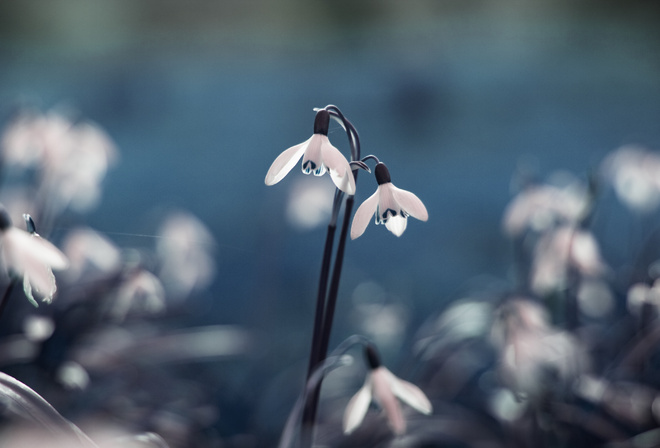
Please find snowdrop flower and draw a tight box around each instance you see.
[0,210,68,306]
[530,226,606,295]
[343,345,432,435]
[601,145,660,213]
[112,268,165,321]
[156,211,215,298]
[264,109,356,195]
[502,180,589,237]
[491,299,587,402]
[351,162,428,239]
[1,110,117,212]
[61,227,122,282]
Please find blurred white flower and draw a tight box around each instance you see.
[23,315,55,342]
[491,299,587,401]
[530,226,606,295]
[343,345,432,435]
[285,177,334,230]
[0,210,68,306]
[502,180,589,237]
[575,376,659,427]
[601,145,660,213]
[157,211,215,298]
[1,110,68,168]
[576,279,615,319]
[351,162,428,239]
[62,227,122,282]
[112,270,165,321]
[43,120,117,212]
[627,280,660,318]
[1,110,117,212]
[265,109,355,194]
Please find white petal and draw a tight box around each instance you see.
[301,135,325,176]
[372,367,406,435]
[385,370,433,415]
[376,184,398,223]
[264,137,311,185]
[350,190,380,240]
[20,260,56,301]
[319,136,356,195]
[29,267,57,304]
[23,275,39,307]
[4,229,69,270]
[385,215,407,237]
[391,185,428,221]
[343,379,373,435]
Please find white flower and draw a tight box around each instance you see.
[264,109,356,195]
[111,269,165,321]
[491,299,588,401]
[156,211,215,298]
[351,162,428,239]
[601,145,660,213]
[530,226,606,295]
[1,110,117,213]
[502,179,589,237]
[61,227,122,282]
[343,346,432,435]
[0,212,68,306]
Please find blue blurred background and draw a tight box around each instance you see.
[1,0,660,445]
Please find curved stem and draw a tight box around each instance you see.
[361,154,380,165]
[301,105,361,448]
[287,335,372,448]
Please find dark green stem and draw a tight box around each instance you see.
[300,224,336,446]
[300,105,360,447]
[301,195,355,447]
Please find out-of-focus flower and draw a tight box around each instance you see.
[575,376,660,427]
[285,177,334,230]
[576,279,615,319]
[265,109,355,194]
[62,227,122,282]
[502,178,589,237]
[1,110,67,168]
[0,209,68,306]
[112,269,165,321]
[627,280,660,318]
[491,299,587,401]
[343,345,432,435]
[530,226,606,295]
[42,120,117,212]
[1,110,117,212]
[157,211,215,298]
[601,145,660,213]
[351,162,428,239]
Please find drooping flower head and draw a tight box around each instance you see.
[343,344,432,436]
[0,207,68,306]
[265,109,356,195]
[351,162,428,239]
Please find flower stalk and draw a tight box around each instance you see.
[300,106,360,447]
[265,105,427,446]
